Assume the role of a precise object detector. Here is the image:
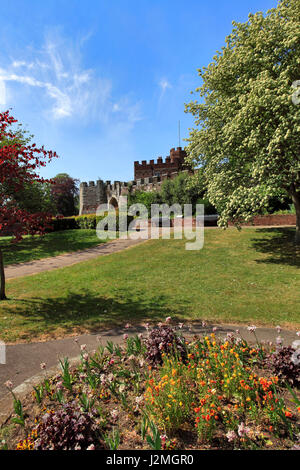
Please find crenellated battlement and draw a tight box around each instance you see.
[133,147,188,180]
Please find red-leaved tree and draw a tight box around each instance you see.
[0,110,58,300]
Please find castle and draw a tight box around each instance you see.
[79,147,190,215]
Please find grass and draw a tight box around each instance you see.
[0,227,299,343]
[0,230,104,266]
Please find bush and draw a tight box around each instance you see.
[48,213,134,232]
[34,402,100,450]
[266,346,300,387]
[145,325,187,366]
[196,198,217,215]
[49,217,77,231]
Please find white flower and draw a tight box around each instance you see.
[292,340,300,350]
[40,362,46,370]
[100,374,106,385]
[80,344,87,351]
[4,380,13,390]
[111,409,118,420]
[135,395,144,404]
[237,422,251,437]
[247,325,257,333]
[226,430,237,442]
[86,444,95,450]
[291,349,300,366]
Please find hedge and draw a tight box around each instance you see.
[49,213,134,232]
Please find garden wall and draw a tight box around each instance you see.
[228,214,296,226]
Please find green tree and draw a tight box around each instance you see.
[51,173,79,216]
[14,181,55,215]
[160,178,174,206]
[185,0,300,242]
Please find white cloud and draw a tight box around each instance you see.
[158,78,172,109]
[159,78,171,93]
[0,32,142,125]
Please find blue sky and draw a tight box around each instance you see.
[0,0,277,183]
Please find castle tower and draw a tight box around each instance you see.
[134,147,188,180]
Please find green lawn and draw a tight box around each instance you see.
[0,227,299,343]
[0,230,105,266]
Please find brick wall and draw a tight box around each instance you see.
[228,214,296,226]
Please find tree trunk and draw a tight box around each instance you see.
[0,249,6,300]
[291,189,300,245]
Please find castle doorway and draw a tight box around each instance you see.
[109,197,119,209]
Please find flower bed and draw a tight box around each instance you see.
[1,322,300,450]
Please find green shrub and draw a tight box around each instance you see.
[48,213,134,232]
[49,218,77,231]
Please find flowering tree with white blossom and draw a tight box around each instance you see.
[185,0,300,243]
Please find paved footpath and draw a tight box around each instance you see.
[5,237,147,280]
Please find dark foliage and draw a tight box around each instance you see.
[266,346,300,387]
[145,325,187,366]
[34,402,100,450]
